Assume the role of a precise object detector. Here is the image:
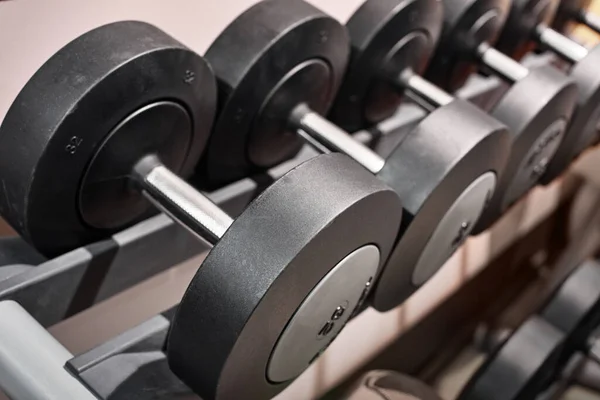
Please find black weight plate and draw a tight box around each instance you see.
[473,66,577,233]
[542,45,600,183]
[541,260,600,362]
[459,317,566,400]
[196,0,349,189]
[327,0,443,132]
[553,0,591,33]
[495,0,559,61]
[426,0,511,92]
[0,21,216,257]
[371,99,509,311]
[167,153,403,400]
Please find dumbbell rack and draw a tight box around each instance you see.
[0,64,541,399]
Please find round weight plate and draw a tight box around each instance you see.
[346,370,444,400]
[553,0,591,33]
[371,100,510,311]
[425,0,511,92]
[473,66,577,233]
[267,245,380,383]
[79,102,192,230]
[541,260,600,360]
[542,45,600,183]
[327,0,443,132]
[495,0,559,61]
[412,172,496,285]
[167,153,403,400]
[0,21,216,257]
[196,0,349,189]
[459,317,566,400]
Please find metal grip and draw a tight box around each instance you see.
[134,155,233,245]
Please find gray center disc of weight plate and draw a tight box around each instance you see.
[267,245,380,383]
[412,172,496,286]
[502,118,566,209]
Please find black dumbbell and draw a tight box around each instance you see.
[425,0,578,232]
[535,260,600,399]
[553,0,600,35]
[536,352,600,399]
[458,260,600,400]
[199,0,510,312]
[0,20,403,400]
[541,260,600,368]
[457,317,568,400]
[495,0,600,183]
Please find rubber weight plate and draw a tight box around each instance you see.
[0,21,216,256]
[196,0,349,188]
[553,0,592,33]
[371,100,508,311]
[459,317,567,400]
[541,260,600,363]
[495,0,559,61]
[327,0,443,132]
[473,65,577,233]
[167,153,403,400]
[426,0,511,92]
[542,46,600,183]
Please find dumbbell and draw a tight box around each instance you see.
[0,19,403,400]
[457,260,600,400]
[494,0,600,183]
[456,316,568,400]
[535,259,600,399]
[425,0,578,231]
[553,0,600,35]
[200,0,510,312]
[541,260,600,368]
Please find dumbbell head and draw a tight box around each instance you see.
[196,0,349,188]
[0,21,216,256]
[553,0,592,32]
[168,152,402,400]
[326,0,443,132]
[541,260,600,360]
[495,0,559,60]
[0,15,404,400]
[459,317,566,400]
[426,0,511,91]
[495,0,600,183]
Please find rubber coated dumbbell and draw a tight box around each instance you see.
[460,318,600,400]
[200,0,510,312]
[495,0,600,183]
[535,259,600,399]
[425,0,578,232]
[541,260,600,369]
[0,21,403,400]
[456,316,568,400]
[553,0,600,35]
[457,260,600,400]
[314,0,514,309]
